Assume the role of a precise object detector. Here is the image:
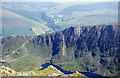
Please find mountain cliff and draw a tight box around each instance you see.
[1,24,118,76]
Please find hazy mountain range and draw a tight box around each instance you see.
[1,2,118,36]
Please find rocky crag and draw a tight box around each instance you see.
[1,24,118,76]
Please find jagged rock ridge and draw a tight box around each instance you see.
[1,24,118,76]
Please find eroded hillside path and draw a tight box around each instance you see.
[6,36,34,57]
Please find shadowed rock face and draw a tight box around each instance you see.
[2,24,118,76]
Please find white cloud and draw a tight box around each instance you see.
[1,0,119,2]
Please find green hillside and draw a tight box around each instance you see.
[1,24,118,76]
[2,8,50,36]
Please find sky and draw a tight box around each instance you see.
[1,0,119,2]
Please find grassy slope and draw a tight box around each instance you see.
[2,43,43,72]
[2,35,52,72]
[2,8,50,36]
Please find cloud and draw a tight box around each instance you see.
[1,0,119,2]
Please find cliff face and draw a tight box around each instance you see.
[2,24,118,76]
[47,25,118,76]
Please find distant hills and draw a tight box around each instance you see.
[2,2,59,36]
[2,8,50,36]
[1,2,118,36]
[1,24,118,76]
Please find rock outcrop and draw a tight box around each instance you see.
[1,24,118,76]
